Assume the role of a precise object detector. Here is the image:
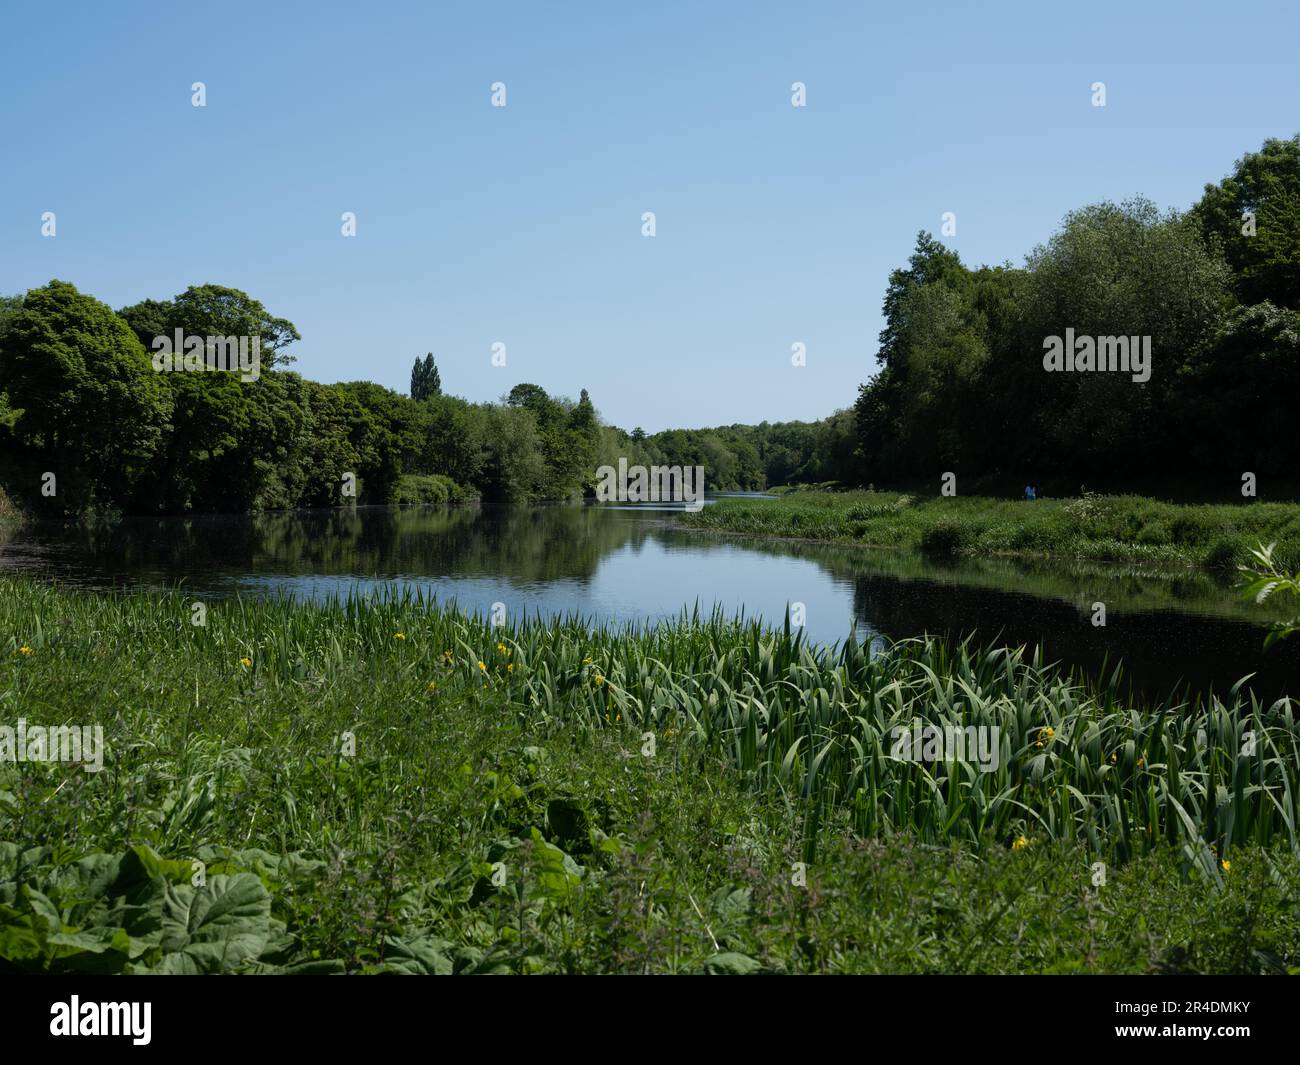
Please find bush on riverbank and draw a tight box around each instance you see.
[683,490,1300,569]
[394,473,478,505]
[2,578,1298,972]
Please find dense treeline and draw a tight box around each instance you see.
[853,135,1300,491]
[0,278,857,514]
[613,134,1300,497]
[2,136,1295,516]
[0,281,616,514]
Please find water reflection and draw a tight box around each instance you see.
[1,503,1295,702]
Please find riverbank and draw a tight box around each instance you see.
[3,577,1298,973]
[683,490,1300,570]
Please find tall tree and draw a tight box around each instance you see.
[0,280,170,510]
[410,353,441,400]
[1191,135,1300,309]
[118,284,301,369]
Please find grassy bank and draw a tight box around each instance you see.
[683,490,1300,569]
[2,579,1299,973]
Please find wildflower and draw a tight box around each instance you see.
[17,646,32,656]
[240,656,252,669]
[393,632,406,641]
[1038,726,1055,744]
[443,649,453,661]
[583,656,592,665]
[477,660,486,672]
[427,681,437,690]
[593,674,605,687]
[506,663,514,674]
[496,642,507,654]
[1221,859,1231,873]
[1012,836,1029,851]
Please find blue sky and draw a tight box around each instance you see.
[3,0,1297,432]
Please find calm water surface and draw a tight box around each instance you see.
[1,501,1296,703]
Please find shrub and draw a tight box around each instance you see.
[920,520,968,556]
[395,474,476,505]
[1204,536,1242,572]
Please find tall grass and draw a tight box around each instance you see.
[683,490,1300,570]
[4,577,1295,868]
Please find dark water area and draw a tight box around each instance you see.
[0,501,1295,706]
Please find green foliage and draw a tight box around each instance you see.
[851,138,1299,490]
[410,353,441,401]
[395,474,475,505]
[3,576,1299,973]
[1240,542,1300,649]
[118,284,301,369]
[1191,135,1300,309]
[683,490,1300,570]
[0,281,170,512]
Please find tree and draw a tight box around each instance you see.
[0,280,170,510]
[854,233,975,480]
[1018,198,1231,474]
[118,284,301,369]
[410,353,441,400]
[1175,302,1300,474]
[1191,135,1300,309]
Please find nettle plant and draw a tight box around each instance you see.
[1240,543,1300,649]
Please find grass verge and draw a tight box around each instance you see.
[682,490,1300,570]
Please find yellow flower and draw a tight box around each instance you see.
[1110,752,1118,764]
[496,642,507,654]
[477,660,486,672]
[1136,757,1144,768]
[1221,859,1231,873]
[393,632,406,641]
[443,649,453,661]
[593,674,605,687]
[17,646,32,656]
[427,681,437,690]
[583,656,592,665]
[240,656,252,668]
[1038,726,1055,743]
[1012,836,1029,851]
[506,663,514,674]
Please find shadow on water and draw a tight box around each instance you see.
[1,502,1295,705]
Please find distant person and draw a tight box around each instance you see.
[1025,485,1037,501]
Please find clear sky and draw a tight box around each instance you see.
[2,0,1297,432]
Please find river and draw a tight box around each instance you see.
[1,499,1295,703]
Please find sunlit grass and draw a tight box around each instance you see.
[682,490,1300,570]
